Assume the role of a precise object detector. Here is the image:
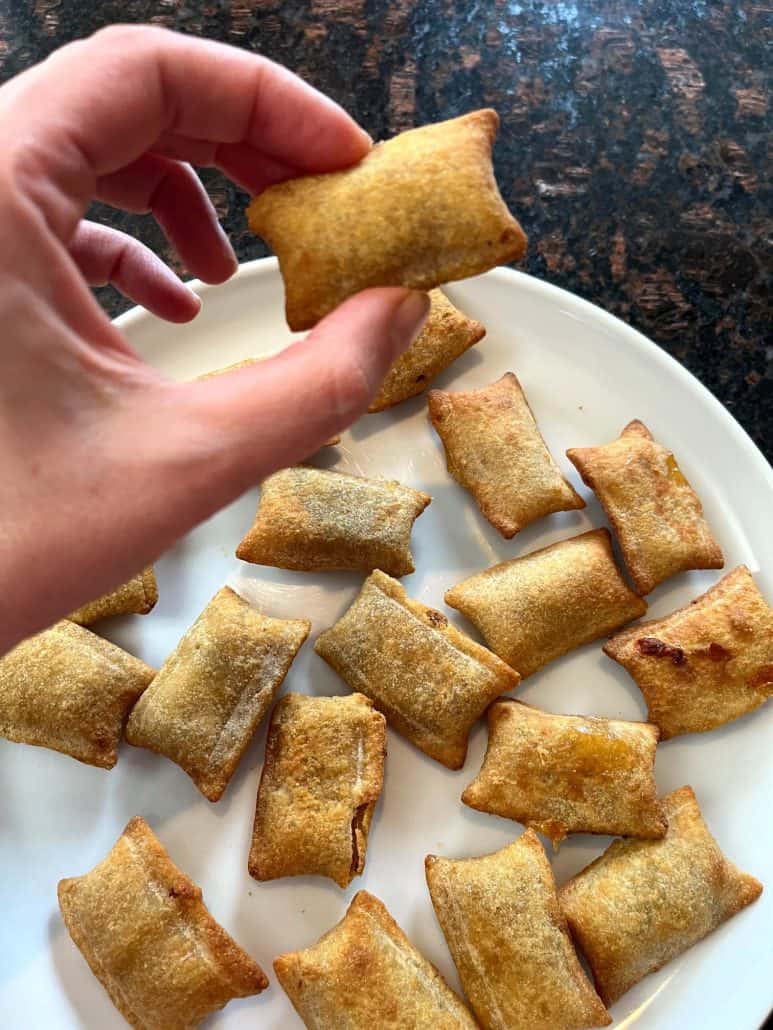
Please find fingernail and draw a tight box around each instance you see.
[390,291,431,358]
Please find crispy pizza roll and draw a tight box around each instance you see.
[446,528,646,678]
[126,586,309,801]
[560,786,763,1005]
[274,889,477,1029]
[604,565,773,738]
[236,466,430,577]
[68,567,158,625]
[426,830,611,1030]
[248,109,527,331]
[58,816,267,1029]
[0,620,153,769]
[369,289,485,412]
[462,700,665,845]
[249,692,386,887]
[315,569,519,768]
[428,372,584,538]
[567,420,723,594]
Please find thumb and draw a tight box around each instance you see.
[183,286,430,489]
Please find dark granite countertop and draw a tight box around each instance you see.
[0,0,770,462]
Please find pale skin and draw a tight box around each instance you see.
[0,26,431,656]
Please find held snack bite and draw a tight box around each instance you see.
[248,109,527,330]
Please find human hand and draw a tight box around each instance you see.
[0,26,430,655]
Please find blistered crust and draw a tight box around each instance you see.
[462,700,665,844]
[369,289,485,412]
[567,420,723,594]
[274,890,477,1029]
[560,786,763,1005]
[68,567,158,625]
[126,586,309,801]
[429,372,584,537]
[249,692,386,887]
[315,569,519,768]
[248,109,527,330]
[425,830,611,1030]
[58,816,267,1029]
[236,466,430,577]
[604,565,773,738]
[446,528,646,677]
[0,620,153,768]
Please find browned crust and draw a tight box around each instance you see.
[68,567,159,625]
[445,528,647,678]
[461,699,666,845]
[248,692,386,887]
[428,372,584,538]
[0,620,153,768]
[248,109,527,331]
[236,466,431,577]
[560,786,763,1006]
[567,420,723,595]
[368,289,486,412]
[274,890,477,1028]
[425,830,611,1029]
[58,816,267,1029]
[603,565,773,738]
[126,586,310,801]
[315,569,519,769]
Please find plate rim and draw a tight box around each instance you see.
[115,257,772,490]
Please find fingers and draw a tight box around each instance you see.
[97,153,237,283]
[69,221,201,322]
[180,288,431,495]
[7,25,370,240]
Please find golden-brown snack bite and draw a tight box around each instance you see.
[58,816,267,1029]
[126,586,309,801]
[236,466,430,577]
[446,528,646,678]
[567,420,723,594]
[249,692,386,887]
[426,830,611,1030]
[248,109,527,331]
[604,565,773,738]
[560,786,762,1006]
[0,620,153,769]
[369,289,485,411]
[462,700,665,845]
[315,569,518,768]
[68,567,158,625]
[274,889,477,1029]
[428,372,584,538]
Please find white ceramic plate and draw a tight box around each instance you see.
[2,259,771,1029]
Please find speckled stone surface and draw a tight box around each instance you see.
[0,1,770,461]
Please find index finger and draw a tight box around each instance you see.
[7,25,370,237]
